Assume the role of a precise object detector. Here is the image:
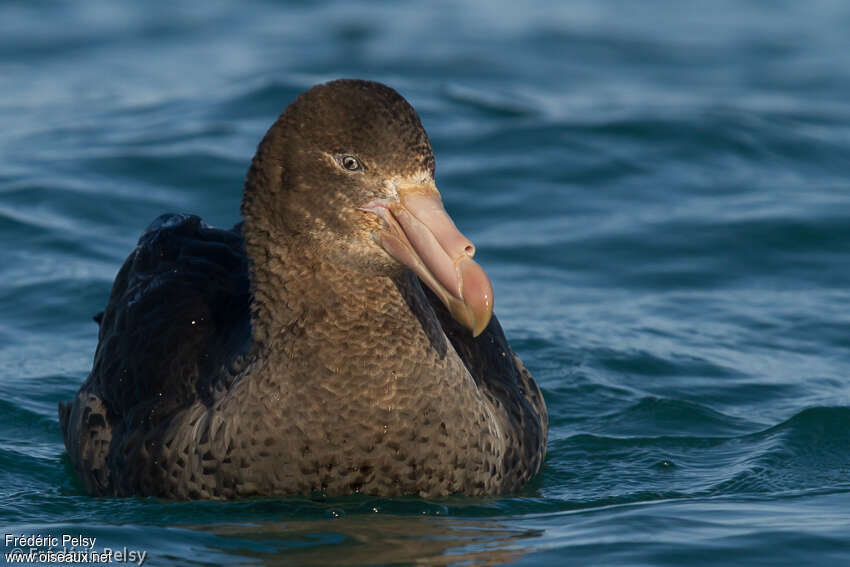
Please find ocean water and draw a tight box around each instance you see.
[2,0,850,565]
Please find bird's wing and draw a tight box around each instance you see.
[59,213,252,495]
[63,213,252,434]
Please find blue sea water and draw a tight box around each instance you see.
[2,0,850,565]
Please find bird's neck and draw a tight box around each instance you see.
[244,235,453,381]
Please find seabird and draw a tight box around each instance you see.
[59,79,547,499]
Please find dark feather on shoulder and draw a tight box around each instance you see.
[90,213,252,429]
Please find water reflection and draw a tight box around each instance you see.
[193,515,543,566]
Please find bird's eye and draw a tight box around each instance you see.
[339,155,362,171]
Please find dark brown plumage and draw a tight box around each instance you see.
[59,79,547,499]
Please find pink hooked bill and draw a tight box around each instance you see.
[359,183,494,336]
